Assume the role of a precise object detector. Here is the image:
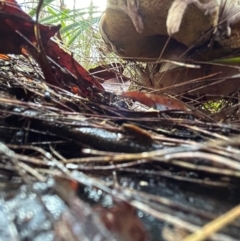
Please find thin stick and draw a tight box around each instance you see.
[182,205,240,241]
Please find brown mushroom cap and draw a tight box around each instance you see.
[99,1,240,98]
[99,1,240,61]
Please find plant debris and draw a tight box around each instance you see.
[1,1,240,241]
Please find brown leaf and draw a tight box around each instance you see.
[0,54,10,60]
[0,0,60,54]
[44,40,104,93]
[54,176,148,241]
[122,91,190,111]
[96,202,148,241]
[0,0,103,96]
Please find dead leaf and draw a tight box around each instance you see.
[122,91,190,111]
[0,0,104,96]
[0,0,60,54]
[54,176,148,241]
[96,201,148,241]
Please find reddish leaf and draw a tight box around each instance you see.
[96,202,148,241]
[71,86,81,95]
[0,0,60,54]
[1,0,32,20]
[54,176,148,241]
[0,54,10,60]
[122,91,190,111]
[0,0,103,95]
[45,40,103,92]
